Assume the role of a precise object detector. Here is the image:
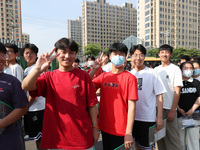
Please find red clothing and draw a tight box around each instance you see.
[87,67,103,79]
[93,70,138,136]
[29,68,98,149]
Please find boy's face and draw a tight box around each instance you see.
[23,48,37,65]
[109,51,126,60]
[0,52,7,71]
[131,49,145,67]
[56,47,76,69]
[6,47,18,62]
[158,50,172,63]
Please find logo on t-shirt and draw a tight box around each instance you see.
[166,75,169,79]
[72,84,80,89]
[137,78,143,90]
[0,88,4,92]
[181,87,197,94]
[104,82,119,88]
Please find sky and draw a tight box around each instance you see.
[21,0,137,55]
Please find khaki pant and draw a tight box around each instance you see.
[157,109,182,150]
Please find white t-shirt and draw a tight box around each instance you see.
[194,75,200,81]
[4,63,24,83]
[24,64,46,111]
[101,62,112,72]
[130,67,166,122]
[154,63,183,110]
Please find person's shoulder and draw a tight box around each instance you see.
[123,70,137,79]
[1,73,20,83]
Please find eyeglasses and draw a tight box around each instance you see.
[133,54,145,58]
[0,53,8,60]
[6,50,14,53]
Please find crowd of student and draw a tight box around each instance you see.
[0,37,200,150]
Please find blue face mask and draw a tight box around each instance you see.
[193,69,200,76]
[111,55,125,68]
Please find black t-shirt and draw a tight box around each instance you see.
[178,78,200,118]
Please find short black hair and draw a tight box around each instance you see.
[75,58,80,63]
[130,44,146,56]
[191,55,200,62]
[109,43,128,56]
[5,43,18,53]
[22,43,38,54]
[0,43,6,54]
[181,55,190,61]
[86,55,95,61]
[158,44,173,53]
[54,38,78,53]
[191,60,200,67]
[180,61,194,70]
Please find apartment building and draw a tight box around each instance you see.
[137,0,198,49]
[82,0,137,51]
[22,32,29,43]
[67,16,82,46]
[0,0,22,42]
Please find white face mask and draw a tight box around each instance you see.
[87,61,94,67]
[183,70,193,78]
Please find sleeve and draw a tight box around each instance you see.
[173,66,183,87]
[14,65,24,83]
[92,73,103,90]
[29,73,48,98]
[85,73,98,107]
[12,79,29,109]
[153,71,166,95]
[128,75,138,101]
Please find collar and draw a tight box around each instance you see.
[183,77,193,82]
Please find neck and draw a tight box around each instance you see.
[111,64,124,74]
[193,74,200,78]
[183,76,190,81]
[59,66,74,72]
[7,60,16,67]
[135,64,146,71]
[27,62,35,67]
[102,62,108,66]
[161,61,170,67]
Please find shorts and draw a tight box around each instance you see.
[132,120,155,149]
[24,110,44,141]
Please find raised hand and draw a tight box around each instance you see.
[35,47,60,73]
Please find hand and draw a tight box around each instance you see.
[35,47,60,73]
[178,108,186,116]
[84,62,88,71]
[92,53,107,70]
[92,128,99,145]
[124,134,133,149]
[167,110,175,122]
[156,117,163,131]
[186,108,194,116]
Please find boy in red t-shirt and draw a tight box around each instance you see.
[89,43,138,149]
[22,38,99,149]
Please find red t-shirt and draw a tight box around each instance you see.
[93,70,138,136]
[29,68,98,149]
[87,67,103,79]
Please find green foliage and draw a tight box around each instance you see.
[76,42,82,54]
[147,47,200,61]
[84,43,102,56]
[103,48,109,54]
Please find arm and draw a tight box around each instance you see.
[167,86,181,121]
[186,97,200,116]
[124,100,136,149]
[156,94,163,131]
[88,105,99,145]
[177,105,186,116]
[22,48,59,91]
[0,106,28,129]
[28,96,36,107]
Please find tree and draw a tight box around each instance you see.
[103,48,109,54]
[76,42,82,54]
[84,43,102,56]
[146,48,159,57]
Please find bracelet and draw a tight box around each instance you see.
[92,126,98,129]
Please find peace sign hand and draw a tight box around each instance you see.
[35,47,60,73]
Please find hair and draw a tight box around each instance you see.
[54,38,78,53]
[86,55,95,61]
[130,44,146,56]
[158,44,173,53]
[181,55,190,61]
[75,58,80,63]
[5,43,18,53]
[191,55,200,62]
[0,43,6,54]
[109,43,128,56]
[22,43,38,54]
[180,61,194,71]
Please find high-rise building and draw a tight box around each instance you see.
[0,0,22,42]
[22,32,29,43]
[67,17,82,46]
[137,0,198,49]
[82,0,137,51]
